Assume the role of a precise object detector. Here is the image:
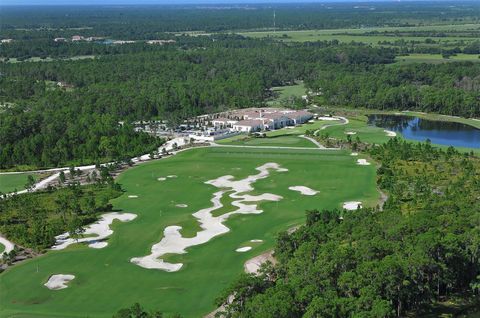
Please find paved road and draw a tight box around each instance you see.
[299,134,326,149]
[314,116,349,136]
[1,137,188,196]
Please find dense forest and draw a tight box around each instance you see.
[217,139,480,317]
[307,62,480,118]
[0,41,394,168]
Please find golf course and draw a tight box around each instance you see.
[0,146,379,317]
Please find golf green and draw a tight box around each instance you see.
[0,146,378,317]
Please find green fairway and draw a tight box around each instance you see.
[0,173,36,194]
[266,82,306,106]
[217,134,316,147]
[0,146,379,318]
[319,115,396,145]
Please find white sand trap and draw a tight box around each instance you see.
[317,116,339,121]
[128,195,138,198]
[167,175,177,178]
[357,159,371,166]
[158,177,167,181]
[236,246,252,252]
[0,235,15,257]
[343,201,362,210]
[351,152,358,156]
[288,186,318,196]
[345,131,357,135]
[176,204,188,208]
[250,239,263,243]
[384,130,397,137]
[44,274,75,290]
[52,212,137,250]
[131,163,287,272]
[89,242,108,249]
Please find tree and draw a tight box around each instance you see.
[25,175,36,192]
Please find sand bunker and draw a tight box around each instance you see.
[250,239,263,243]
[288,186,318,196]
[131,163,287,272]
[44,274,75,290]
[357,159,371,166]
[317,117,339,121]
[245,251,276,274]
[345,131,357,135]
[343,201,362,210]
[158,177,167,181]
[236,246,252,252]
[52,212,137,250]
[384,130,397,137]
[351,152,358,156]
[0,235,15,257]
[128,195,138,198]
[167,175,177,178]
[176,204,188,208]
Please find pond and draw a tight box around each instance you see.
[367,114,480,149]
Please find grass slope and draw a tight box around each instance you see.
[0,146,378,318]
[0,173,35,194]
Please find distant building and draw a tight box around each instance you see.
[71,35,84,42]
[146,40,176,45]
[54,37,67,42]
[112,40,136,45]
[1,39,13,44]
[85,37,104,42]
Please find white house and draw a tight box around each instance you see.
[288,110,314,125]
[212,118,238,128]
[232,120,264,132]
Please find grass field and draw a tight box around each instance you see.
[395,54,480,65]
[238,23,480,47]
[0,146,379,318]
[217,134,316,147]
[266,82,306,106]
[0,173,36,194]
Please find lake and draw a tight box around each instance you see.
[367,114,480,149]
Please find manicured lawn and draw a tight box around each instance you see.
[217,134,316,147]
[319,115,396,145]
[0,146,379,318]
[0,173,36,194]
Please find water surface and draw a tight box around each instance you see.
[367,114,480,149]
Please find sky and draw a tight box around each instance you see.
[0,0,443,6]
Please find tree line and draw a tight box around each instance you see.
[307,61,480,118]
